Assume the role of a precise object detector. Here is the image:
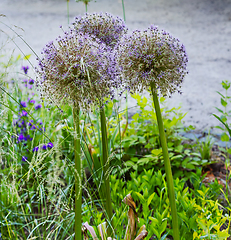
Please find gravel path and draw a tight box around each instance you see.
[1,0,231,130]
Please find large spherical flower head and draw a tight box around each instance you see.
[36,32,119,110]
[118,25,188,96]
[71,12,128,48]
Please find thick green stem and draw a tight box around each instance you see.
[99,107,113,236]
[150,83,180,240]
[121,0,126,22]
[73,106,82,240]
[85,2,88,12]
[67,0,70,24]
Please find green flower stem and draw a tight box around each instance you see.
[121,0,126,22]
[67,0,70,24]
[100,107,113,236]
[150,82,180,240]
[73,105,82,240]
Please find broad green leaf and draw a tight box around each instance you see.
[151,149,162,156]
[147,192,155,206]
[159,220,167,235]
[221,132,229,142]
[222,80,230,90]
[221,98,227,107]
[135,192,145,203]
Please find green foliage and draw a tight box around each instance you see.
[213,80,231,145]
[110,169,231,239]
[1,54,231,239]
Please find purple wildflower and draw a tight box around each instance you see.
[33,146,39,152]
[22,66,29,75]
[47,142,54,148]
[30,99,35,104]
[21,110,28,116]
[42,144,47,150]
[22,156,28,162]
[18,133,24,142]
[29,79,34,85]
[20,101,27,108]
[35,104,42,110]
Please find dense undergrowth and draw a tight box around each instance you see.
[0,55,230,239]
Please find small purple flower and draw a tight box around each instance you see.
[33,146,39,152]
[30,99,35,104]
[47,142,54,148]
[18,133,24,142]
[20,101,27,108]
[22,66,29,75]
[35,104,42,110]
[22,156,27,162]
[21,110,28,116]
[42,144,47,150]
[29,79,34,85]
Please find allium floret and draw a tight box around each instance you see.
[36,31,121,110]
[118,25,188,96]
[71,12,128,47]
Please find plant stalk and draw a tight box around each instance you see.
[121,0,126,22]
[99,107,113,236]
[73,105,82,240]
[150,82,179,240]
[67,0,70,24]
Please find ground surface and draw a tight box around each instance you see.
[1,0,231,130]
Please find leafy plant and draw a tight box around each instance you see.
[213,80,231,151]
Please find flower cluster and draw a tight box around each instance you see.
[36,32,121,110]
[71,12,127,48]
[117,25,188,96]
[14,66,53,162]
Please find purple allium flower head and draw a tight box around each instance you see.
[22,66,29,75]
[33,146,39,152]
[20,101,27,108]
[36,30,121,110]
[29,79,34,85]
[71,12,128,48]
[22,156,27,162]
[35,104,42,110]
[118,25,188,96]
[42,144,47,150]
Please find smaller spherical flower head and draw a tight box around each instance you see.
[71,12,128,48]
[22,156,27,162]
[47,142,54,148]
[22,66,29,75]
[118,25,188,96]
[36,32,121,110]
